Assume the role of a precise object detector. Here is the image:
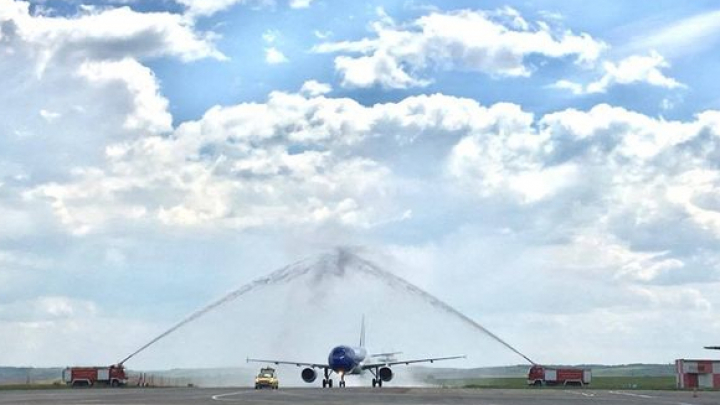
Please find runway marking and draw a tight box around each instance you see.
[609,391,654,399]
[211,389,302,403]
[565,391,595,397]
[211,390,248,401]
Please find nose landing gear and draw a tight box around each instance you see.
[338,371,346,388]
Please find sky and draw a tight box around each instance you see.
[1,0,720,370]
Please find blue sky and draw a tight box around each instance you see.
[2,0,720,369]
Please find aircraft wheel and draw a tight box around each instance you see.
[328,379,333,388]
[372,379,377,388]
[339,381,345,388]
[322,379,327,388]
[378,379,383,388]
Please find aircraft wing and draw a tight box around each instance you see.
[705,346,720,350]
[247,357,327,369]
[361,355,465,369]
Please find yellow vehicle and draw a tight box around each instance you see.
[254,367,279,389]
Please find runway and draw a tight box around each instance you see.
[0,387,718,405]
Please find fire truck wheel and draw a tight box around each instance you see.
[111,380,119,387]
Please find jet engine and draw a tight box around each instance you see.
[301,368,317,383]
[378,367,393,382]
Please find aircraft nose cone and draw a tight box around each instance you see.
[329,346,355,372]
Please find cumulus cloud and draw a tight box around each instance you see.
[0,1,225,71]
[0,0,223,183]
[26,91,404,234]
[312,7,606,88]
[265,46,289,64]
[447,103,720,283]
[79,58,172,133]
[27,92,560,234]
[300,80,332,96]
[23,86,720,287]
[554,51,684,94]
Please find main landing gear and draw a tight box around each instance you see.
[370,367,383,388]
[322,368,333,388]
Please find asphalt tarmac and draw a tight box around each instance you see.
[0,387,717,405]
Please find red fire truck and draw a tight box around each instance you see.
[63,364,128,387]
[528,365,591,386]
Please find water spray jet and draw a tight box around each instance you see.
[119,248,535,366]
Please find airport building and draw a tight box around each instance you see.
[676,359,720,389]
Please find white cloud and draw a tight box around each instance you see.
[0,0,222,183]
[22,92,548,233]
[313,8,606,89]
[555,51,684,94]
[0,1,225,72]
[20,85,720,294]
[39,109,60,122]
[79,58,172,133]
[552,79,585,95]
[265,47,289,64]
[446,102,720,286]
[299,80,332,96]
[289,0,314,9]
[25,91,404,233]
[26,87,720,259]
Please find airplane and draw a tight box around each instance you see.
[705,346,720,350]
[247,317,464,388]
